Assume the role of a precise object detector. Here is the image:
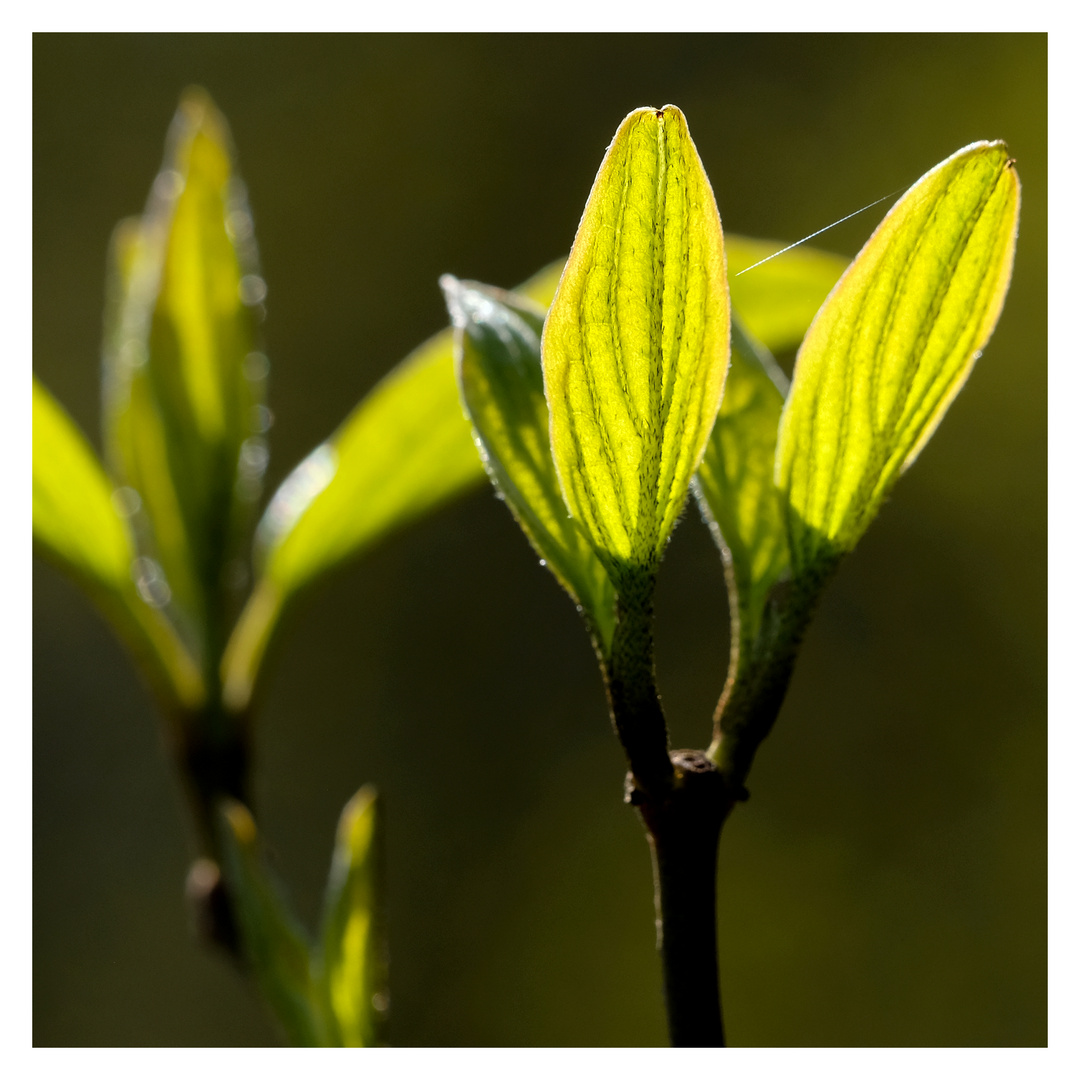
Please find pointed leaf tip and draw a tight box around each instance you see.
[448,278,616,655]
[777,140,1020,576]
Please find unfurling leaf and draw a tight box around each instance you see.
[542,105,729,586]
[103,88,266,656]
[777,141,1020,578]
[445,277,615,655]
[694,318,790,661]
[316,786,384,1048]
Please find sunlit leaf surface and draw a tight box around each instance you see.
[103,88,266,657]
[543,105,729,580]
[777,141,1020,576]
[222,260,572,710]
[695,318,790,658]
[445,277,615,655]
[317,786,383,1048]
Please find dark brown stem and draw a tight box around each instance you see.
[172,703,252,958]
[629,751,739,1047]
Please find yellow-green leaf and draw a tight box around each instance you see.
[694,318,790,660]
[221,328,484,710]
[726,237,849,355]
[221,261,570,712]
[542,105,729,581]
[316,786,384,1048]
[445,276,615,655]
[777,141,1020,576]
[504,239,845,358]
[33,376,204,712]
[34,376,134,599]
[103,88,266,646]
[217,801,327,1047]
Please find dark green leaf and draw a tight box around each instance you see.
[445,277,615,654]
[694,318,790,665]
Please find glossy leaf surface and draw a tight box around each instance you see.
[777,141,1020,575]
[446,277,615,654]
[103,88,266,650]
[695,318,790,656]
[317,786,383,1048]
[543,105,729,579]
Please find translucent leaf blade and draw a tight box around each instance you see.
[34,376,133,598]
[445,277,615,655]
[515,240,845,359]
[695,318,790,654]
[33,376,204,711]
[777,141,1020,575]
[542,105,730,577]
[726,236,849,355]
[221,328,485,709]
[317,786,384,1048]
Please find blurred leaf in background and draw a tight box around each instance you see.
[102,88,267,678]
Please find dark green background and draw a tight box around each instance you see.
[33,34,1047,1046]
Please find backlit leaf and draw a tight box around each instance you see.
[445,277,615,655]
[694,318,790,660]
[103,88,266,657]
[221,327,484,710]
[542,105,729,582]
[777,141,1020,577]
[34,377,134,599]
[221,261,571,711]
[316,786,384,1048]
[33,376,203,711]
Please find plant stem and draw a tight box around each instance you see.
[605,571,736,1046]
[629,751,735,1047]
[174,702,253,959]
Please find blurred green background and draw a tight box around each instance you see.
[33,34,1046,1046]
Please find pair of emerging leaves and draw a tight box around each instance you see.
[448,106,1019,770]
